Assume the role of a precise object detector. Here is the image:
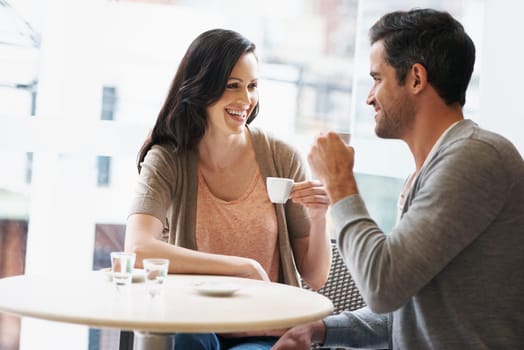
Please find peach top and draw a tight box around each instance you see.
[195,167,280,282]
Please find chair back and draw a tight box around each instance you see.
[302,241,366,350]
[302,240,366,314]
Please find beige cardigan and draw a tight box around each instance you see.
[129,126,311,286]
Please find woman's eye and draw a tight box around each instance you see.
[226,82,239,89]
[249,83,258,89]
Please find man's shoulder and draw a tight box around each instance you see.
[433,120,523,186]
[443,120,520,159]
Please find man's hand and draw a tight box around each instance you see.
[308,132,358,204]
[271,320,326,350]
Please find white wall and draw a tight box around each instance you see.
[478,0,524,155]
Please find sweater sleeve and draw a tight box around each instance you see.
[273,138,311,239]
[128,145,178,223]
[331,137,510,313]
[323,307,389,349]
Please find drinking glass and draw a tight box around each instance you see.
[110,252,136,289]
[143,258,169,297]
[336,131,351,144]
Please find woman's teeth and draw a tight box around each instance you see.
[226,109,245,118]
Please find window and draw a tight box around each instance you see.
[100,86,117,121]
[96,156,112,187]
[5,1,518,349]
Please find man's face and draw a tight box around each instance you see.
[366,41,416,139]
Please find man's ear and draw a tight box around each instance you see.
[409,63,428,93]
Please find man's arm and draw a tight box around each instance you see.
[272,307,388,350]
[331,139,509,313]
[323,307,389,349]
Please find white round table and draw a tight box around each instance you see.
[0,272,333,349]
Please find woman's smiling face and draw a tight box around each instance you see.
[206,52,259,135]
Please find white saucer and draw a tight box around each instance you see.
[101,268,145,283]
[193,281,240,297]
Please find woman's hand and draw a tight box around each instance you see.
[234,256,271,282]
[289,180,329,220]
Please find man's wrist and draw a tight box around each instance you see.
[325,176,358,204]
[310,319,328,345]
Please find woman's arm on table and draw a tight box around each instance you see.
[124,213,270,281]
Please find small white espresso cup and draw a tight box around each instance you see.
[266,177,294,204]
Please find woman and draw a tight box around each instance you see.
[124,28,332,350]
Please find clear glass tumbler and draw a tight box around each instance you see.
[143,258,169,297]
[110,252,136,289]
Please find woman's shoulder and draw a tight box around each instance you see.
[146,143,177,162]
[149,142,176,154]
[144,143,197,169]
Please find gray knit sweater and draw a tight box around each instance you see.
[323,120,524,349]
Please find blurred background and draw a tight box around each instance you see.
[0,0,521,349]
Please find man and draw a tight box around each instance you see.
[272,8,524,350]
